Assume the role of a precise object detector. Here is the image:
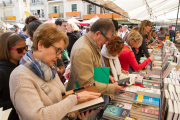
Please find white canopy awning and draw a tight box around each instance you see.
[96,0,180,23]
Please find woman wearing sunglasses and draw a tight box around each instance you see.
[101,36,129,84]
[0,32,27,120]
[9,23,100,120]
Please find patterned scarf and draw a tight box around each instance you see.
[20,51,56,82]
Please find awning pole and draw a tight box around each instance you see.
[175,0,180,42]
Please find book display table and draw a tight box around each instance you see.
[102,44,164,120]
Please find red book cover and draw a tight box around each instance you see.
[141,108,159,115]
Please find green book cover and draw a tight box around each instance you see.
[76,67,110,88]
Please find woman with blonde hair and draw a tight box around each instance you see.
[9,23,100,120]
[133,20,152,64]
[119,29,154,72]
[67,22,81,57]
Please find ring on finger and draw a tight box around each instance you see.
[90,92,93,95]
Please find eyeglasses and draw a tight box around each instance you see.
[9,46,28,54]
[51,45,64,55]
[97,31,109,41]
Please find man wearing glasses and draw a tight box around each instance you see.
[67,18,124,120]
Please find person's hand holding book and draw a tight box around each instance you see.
[77,91,101,102]
[114,82,124,94]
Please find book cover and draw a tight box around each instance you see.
[141,108,159,115]
[119,109,130,118]
[104,105,123,116]
[134,94,159,106]
[112,102,132,110]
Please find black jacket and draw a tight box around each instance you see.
[67,31,81,57]
[0,61,19,120]
[133,34,150,64]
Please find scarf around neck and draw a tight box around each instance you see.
[101,44,122,81]
[124,42,132,51]
[20,51,56,82]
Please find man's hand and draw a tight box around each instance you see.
[114,82,124,94]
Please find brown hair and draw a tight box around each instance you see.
[106,36,124,55]
[160,27,164,31]
[140,20,152,35]
[32,23,69,51]
[0,32,25,61]
[90,18,115,35]
[25,16,43,38]
[126,30,143,48]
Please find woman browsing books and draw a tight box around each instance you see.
[101,36,129,83]
[9,23,101,120]
[119,29,154,72]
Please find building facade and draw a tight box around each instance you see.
[0,0,30,23]
[30,0,48,21]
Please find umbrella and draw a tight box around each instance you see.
[67,16,80,24]
[44,17,55,24]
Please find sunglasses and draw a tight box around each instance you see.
[9,46,28,54]
[51,45,64,56]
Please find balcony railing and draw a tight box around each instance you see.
[1,16,16,21]
[0,2,14,7]
[30,2,43,5]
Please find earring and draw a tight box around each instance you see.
[39,49,42,52]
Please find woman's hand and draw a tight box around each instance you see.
[109,75,116,83]
[149,55,155,61]
[122,70,129,75]
[77,91,101,102]
[77,110,94,119]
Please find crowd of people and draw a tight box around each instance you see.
[0,16,176,120]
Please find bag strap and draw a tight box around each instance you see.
[36,80,59,104]
[21,65,59,104]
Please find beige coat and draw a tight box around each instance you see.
[67,34,115,98]
[9,65,77,120]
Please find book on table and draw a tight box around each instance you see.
[103,105,130,120]
[130,103,159,120]
[133,94,159,107]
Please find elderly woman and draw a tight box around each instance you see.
[119,30,154,72]
[9,23,100,120]
[67,23,81,57]
[101,36,129,83]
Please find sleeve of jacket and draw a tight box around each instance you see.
[140,36,150,58]
[0,71,14,110]
[128,51,151,71]
[73,48,115,98]
[9,70,77,120]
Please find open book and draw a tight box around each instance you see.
[62,83,105,118]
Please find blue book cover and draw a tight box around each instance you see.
[104,105,123,116]
[134,94,159,106]
[142,96,159,106]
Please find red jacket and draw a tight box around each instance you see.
[118,45,151,71]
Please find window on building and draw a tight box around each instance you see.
[100,8,109,14]
[87,4,96,14]
[23,0,26,2]
[53,6,59,13]
[10,0,12,4]
[41,9,44,17]
[72,4,77,12]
